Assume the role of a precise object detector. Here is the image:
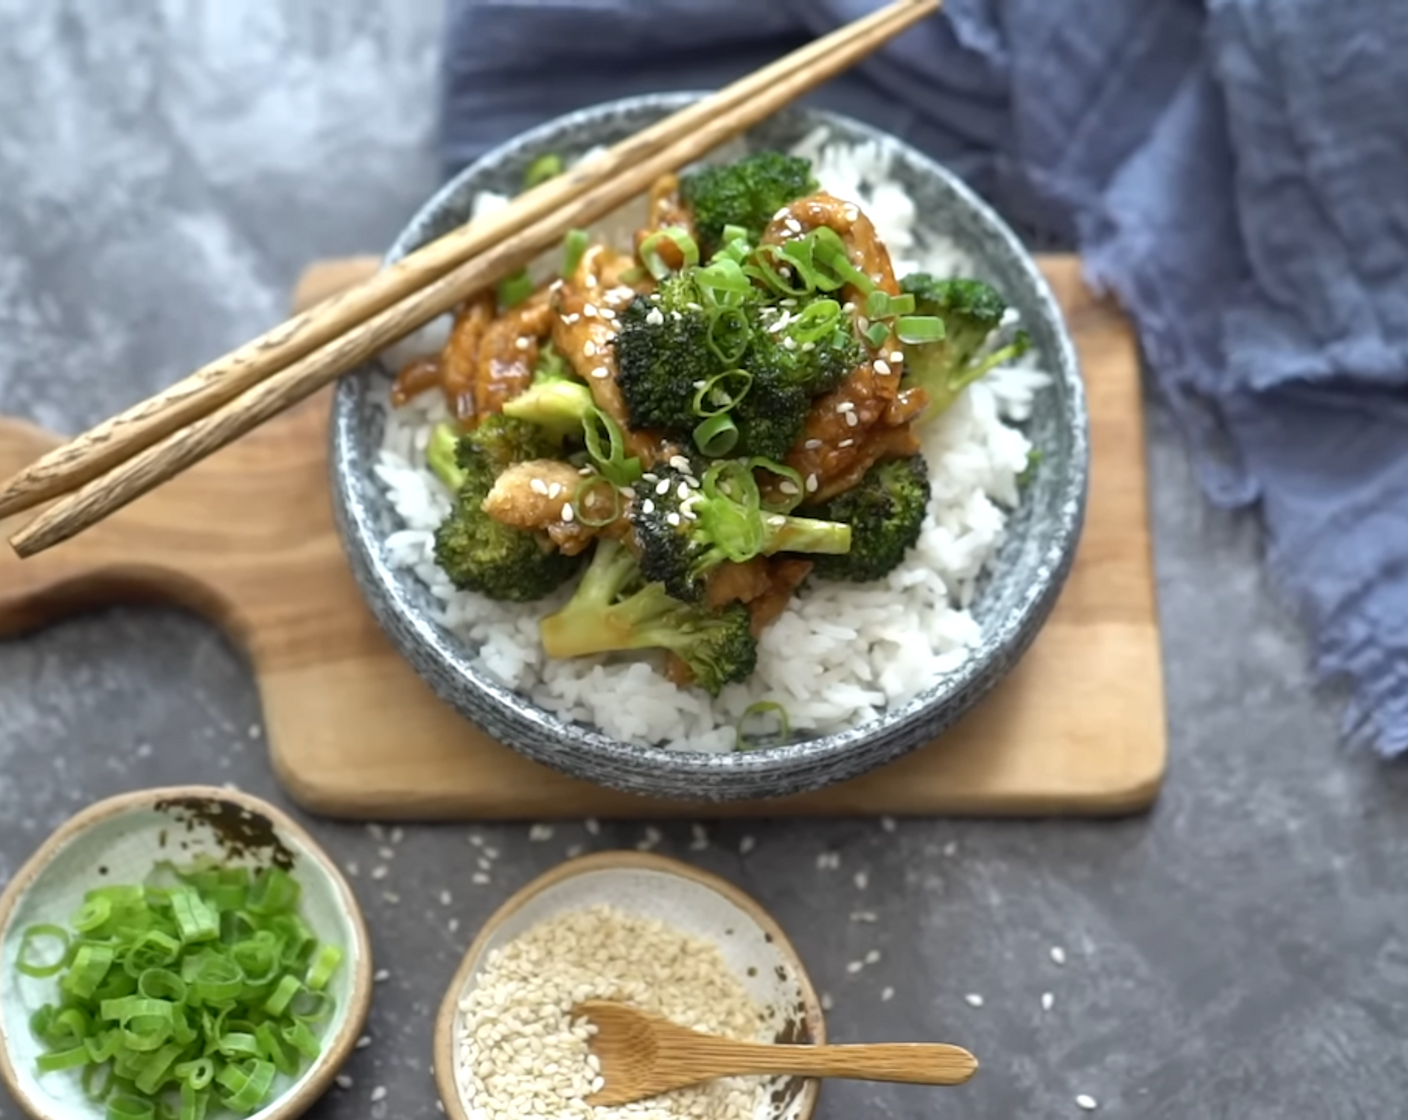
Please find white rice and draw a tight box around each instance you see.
[372,132,1050,751]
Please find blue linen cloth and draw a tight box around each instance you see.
[441,0,1408,755]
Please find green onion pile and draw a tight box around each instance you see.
[17,859,341,1120]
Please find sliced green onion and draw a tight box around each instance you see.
[168,887,218,944]
[618,265,651,285]
[137,968,186,1004]
[787,299,841,344]
[247,868,300,917]
[263,973,301,1017]
[289,986,334,1023]
[698,461,766,558]
[72,896,113,934]
[187,953,244,1004]
[124,931,181,976]
[581,407,643,487]
[175,1058,214,1092]
[133,1041,184,1094]
[693,414,740,458]
[256,1021,300,1077]
[864,321,893,349]
[36,1045,91,1072]
[573,476,623,528]
[691,368,753,417]
[562,228,590,277]
[1017,447,1043,488]
[496,269,534,309]
[720,223,750,247]
[694,259,753,308]
[745,244,812,297]
[895,315,946,344]
[865,289,915,319]
[86,1029,122,1063]
[705,306,751,364]
[735,701,791,751]
[231,940,278,988]
[216,1031,262,1060]
[283,1019,322,1060]
[62,943,115,999]
[18,924,72,978]
[216,1059,276,1113]
[179,1081,210,1120]
[809,227,875,294]
[523,152,563,189]
[749,457,806,513]
[106,1092,157,1120]
[83,1059,117,1102]
[639,227,699,280]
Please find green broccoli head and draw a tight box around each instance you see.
[429,415,581,601]
[538,539,758,696]
[612,274,724,433]
[899,274,1031,420]
[680,151,819,255]
[632,458,852,602]
[801,456,931,583]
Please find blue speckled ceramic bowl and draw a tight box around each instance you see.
[330,93,1088,802]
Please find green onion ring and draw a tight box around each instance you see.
[573,476,623,528]
[17,924,71,978]
[749,457,806,512]
[735,701,791,751]
[523,152,563,189]
[562,228,590,277]
[639,227,699,280]
[691,368,753,417]
[705,306,752,364]
[787,299,841,344]
[693,415,740,459]
[581,407,643,487]
[895,315,946,344]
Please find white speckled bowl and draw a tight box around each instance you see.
[0,786,373,1120]
[330,93,1088,802]
[433,851,824,1120]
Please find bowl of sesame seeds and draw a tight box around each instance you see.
[432,851,825,1120]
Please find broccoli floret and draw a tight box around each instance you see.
[427,423,467,493]
[899,274,1032,421]
[680,151,818,255]
[613,274,727,433]
[539,539,757,696]
[632,460,852,602]
[430,416,581,601]
[801,456,931,583]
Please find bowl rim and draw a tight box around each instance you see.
[0,785,374,1120]
[330,91,1089,797]
[432,849,826,1120]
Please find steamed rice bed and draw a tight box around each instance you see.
[373,129,1051,753]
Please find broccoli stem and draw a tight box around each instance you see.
[427,423,466,492]
[761,516,853,556]
[919,335,1032,422]
[501,380,595,441]
[540,540,654,658]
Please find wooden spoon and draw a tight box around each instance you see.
[574,1000,978,1106]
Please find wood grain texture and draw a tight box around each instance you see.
[576,1001,975,1105]
[0,255,1165,820]
[0,0,935,539]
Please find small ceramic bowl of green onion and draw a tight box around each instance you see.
[0,786,372,1120]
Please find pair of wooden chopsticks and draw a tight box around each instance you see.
[0,0,939,559]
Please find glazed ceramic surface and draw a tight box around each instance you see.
[433,852,824,1120]
[330,93,1088,801]
[0,787,372,1120]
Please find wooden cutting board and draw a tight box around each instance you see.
[0,255,1165,820]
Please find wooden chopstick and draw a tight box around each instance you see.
[0,0,929,525]
[6,0,940,558]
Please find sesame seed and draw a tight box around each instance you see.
[821,992,835,1011]
[600,309,617,321]
[374,969,391,983]
[484,846,499,859]
[529,823,554,842]
[767,514,786,528]
[836,401,855,412]
[845,411,859,427]
[440,889,452,906]
[656,479,670,495]
[585,275,598,288]
[561,503,575,523]
[641,499,655,514]
[801,340,816,351]
[890,350,904,363]
[469,833,483,847]
[874,359,892,376]
[851,910,878,923]
[367,824,385,841]
[964,993,984,1007]
[864,950,881,965]
[677,482,691,500]
[472,872,490,885]
[670,455,690,471]
[618,486,635,498]
[562,312,580,324]
[515,336,530,352]
[370,865,388,880]
[370,1087,387,1103]
[689,823,709,851]
[1041,992,1054,1011]
[1076,1095,1098,1111]
[685,301,702,312]
[345,860,359,877]
[666,512,681,527]
[591,365,609,379]
[778,480,799,496]
[805,439,822,450]
[356,1035,371,1050]
[846,960,864,974]
[692,379,707,390]
[780,298,798,308]
[782,337,797,351]
[583,304,598,318]
[880,815,897,832]
[378,846,394,861]
[739,835,756,854]
[335,1074,353,1089]
[854,870,869,890]
[642,472,658,482]
[583,340,597,357]
[585,818,601,835]
[645,307,664,326]
[547,482,562,500]
[881,987,895,1002]
[565,843,584,858]
[805,474,818,493]
[773,207,789,221]
[943,840,958,856]
[448,918,459,933]
[839,438,854,448]
[529,478,549,496]
[1051,946,1067,966]
[843,205,859,222]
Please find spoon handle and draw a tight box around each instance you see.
[693,1040,978,1086]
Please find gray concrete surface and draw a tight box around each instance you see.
[2,4,1405,1118]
